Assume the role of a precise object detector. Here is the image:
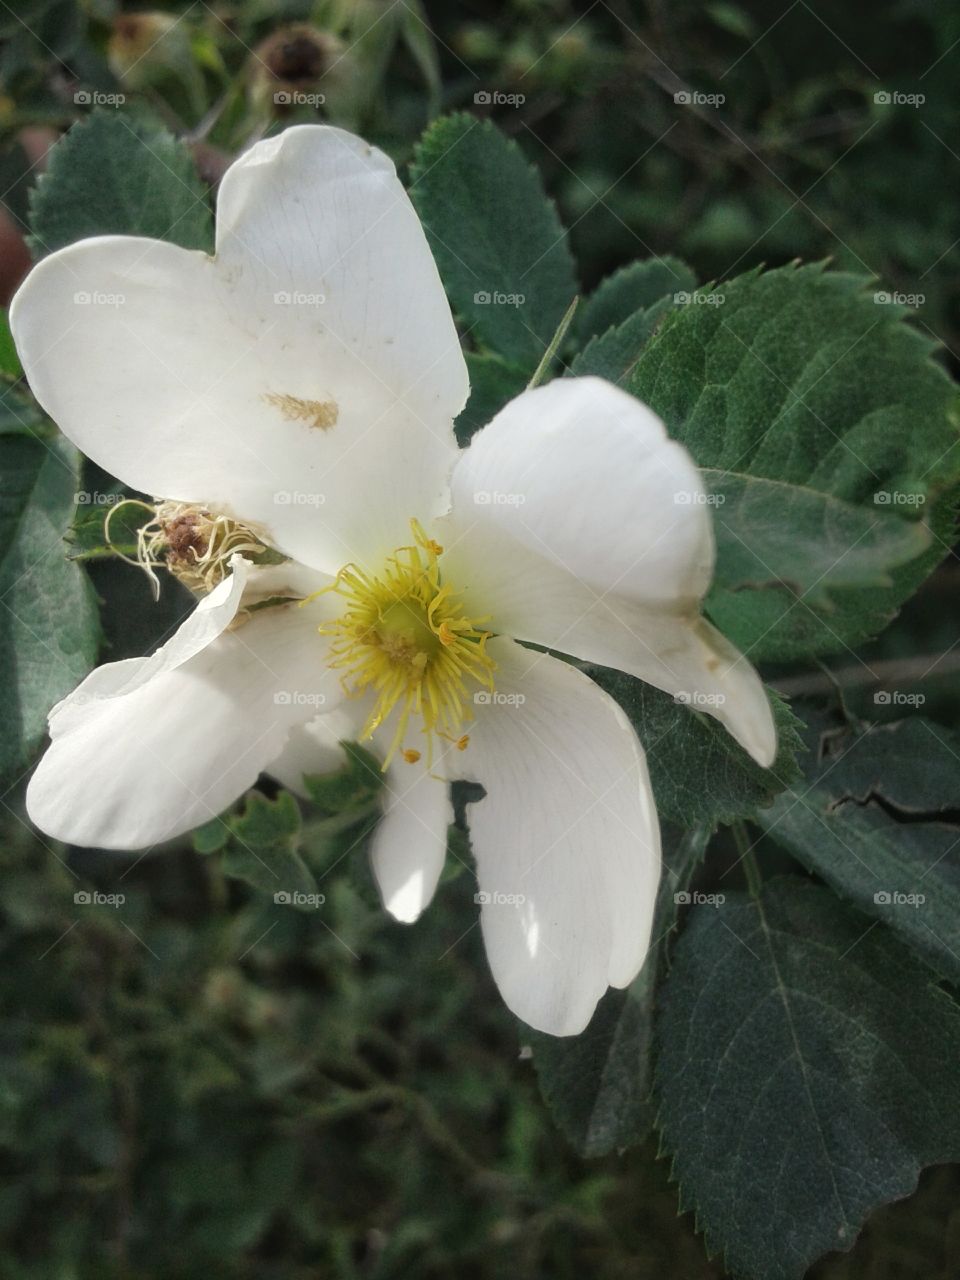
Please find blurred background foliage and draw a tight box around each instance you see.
[2,0,960,1276]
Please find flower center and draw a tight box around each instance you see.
[107,500,273,598]
[315,520,496,766]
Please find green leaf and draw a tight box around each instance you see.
[220,791,317,903]
[756,713,960,984]
[587,666,803,826]
[30,111,213,255]
[630,263,960,660]
[409,114,577,368]
[705,469,932,657]
[574,256,696,341]
[455,351,528,444]
[656,876,960,1280]
[0,311,23,381]
[569,296,671,385]
[0,434,100,779]
[68,489,139,561]
[303,741,383,821]
[192,816,229,855]
[0,383,45,436]
[528,824,710,1157]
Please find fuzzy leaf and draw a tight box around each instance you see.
[220,791,317,904]
[574,256,696,341]
[30,111,213,254]
[409,114,577,368]
[587,667,803,826]
[705,469,931,650]
[303,742,383,820]
[757,713,960,984]
[569,296,673,385]
[0,434,99,779]
[631,264,960,659]
[656,877,960,1280]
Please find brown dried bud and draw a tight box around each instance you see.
[161,510,207,564]
[250,24,344,113]
[257,24,340,89]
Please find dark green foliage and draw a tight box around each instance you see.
[0,434,99,779]
[588,668,803,827]
[656,877,960,1280]
[30,111,213,254]
[758,713,960,984]
[631,264,960,660]
[409,114,577,369]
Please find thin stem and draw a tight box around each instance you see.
[527,295,579,389]
[732,819,763,898]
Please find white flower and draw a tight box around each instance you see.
[11,126,775,1036]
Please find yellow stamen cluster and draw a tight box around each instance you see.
[106,499,268,599]
[316,520,496,766]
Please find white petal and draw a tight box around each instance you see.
[11,126,466,573]
[48,554,250,736]
[452,638,661,1037]
[217,126,468,427]
[369,750,453,924]
[447,376,713,604]
[266,710,357,796]
[272,703,455,924]
[442,377,777,766]
[481,560,777,766]
[27,598,338,850]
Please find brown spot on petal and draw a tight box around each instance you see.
[264,392,339,430]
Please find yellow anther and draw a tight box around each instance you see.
[402,748,421,764]
[318,519,496,768]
